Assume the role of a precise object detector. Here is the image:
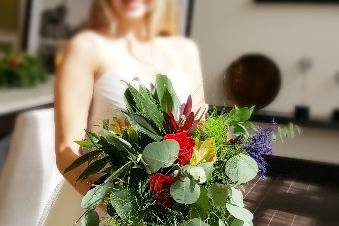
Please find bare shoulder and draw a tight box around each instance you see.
[65,30,103,55]
[164,36,200,57]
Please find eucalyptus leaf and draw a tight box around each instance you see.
[218,219,226,226]
[226,203,253,222]
[181,218,210,226]
[207,184,228,207]
[189,166,207,184]
[142,140,179,173]
[81,210,99,226]
[229,187,244,207]
[110,189,139,222]
[170,177,200,204]
[231,219,253,226]
[81,183,112,209]
[225,153,258,184]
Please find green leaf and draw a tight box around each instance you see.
[102,119,110,130]
[142,140,179,173]
[231,219,253,226]
[77,157,110,181]
[190,186,210,219]
[81,210,99,226]
[64,150,102,174]
[75,140,94,149]
[188,166,207,184]
[138,85,164,129]
[199,162,214,182]
[156,74,180,116]
[104,132,138,161]
[219,219,226,226]
[225,153,258,184]
[181,218,210,226]
[160,89,174,112]
[128,114,163,141]
[170,177,200,204]
[207,184,228,207]
[124,86,138,113]
[110,189,139,221]
[226,203,253,222]
[105,161,133,183]
[229,187,244,207]
[81,183,113,209]
[86,131,100,145]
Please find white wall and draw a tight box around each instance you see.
[192,0,339,119]
[191,0,339,164]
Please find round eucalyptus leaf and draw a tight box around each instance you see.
[225,153,258,184]
[181,218,210,226]
[189,166,207,184]
[226,203,253,222]
[142,140,179,173]
[81,183,112,209]
[81,210,99,226]
[231,219,253,226]
[229,187,244,207]
[170,177,200,204]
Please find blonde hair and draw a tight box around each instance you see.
[86,0,180,39]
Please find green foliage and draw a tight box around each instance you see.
[207,184,228,208]
[77,157,110,181]
[227,106,255,138]
[127,114,163,141]
[110,189,141,224]
[81,210,100,226]
[155,74,180,117]
[81,183,113,210]
[170,177,201,205]
[125,84,164,130]
[142,140,179,173]
[277,123,302,143]
[231,219,253,226]
[225,154,258,184]
[201,113,228,152]
[229,187,244,207]
[64,149,102,174]
[0,52,47,87]
[226,204,253,222]
[181,218,210,226]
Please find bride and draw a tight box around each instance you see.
[52,0,205,225]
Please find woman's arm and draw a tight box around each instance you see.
[55,33,99,195]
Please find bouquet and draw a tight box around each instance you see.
[0,52,47,87]
[65,74,295,226]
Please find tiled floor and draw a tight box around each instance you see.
[244,157,339,226]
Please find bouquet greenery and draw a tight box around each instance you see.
[0,52,47,87]
[66,74,293,226]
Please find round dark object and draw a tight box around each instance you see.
[224,54,281,109]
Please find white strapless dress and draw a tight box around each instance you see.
[43,68,202,226]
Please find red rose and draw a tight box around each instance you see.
[163,131,195,165]
[149,173,176,208]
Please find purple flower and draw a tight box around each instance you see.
[245,122,276,175]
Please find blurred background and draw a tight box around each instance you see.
[1,0,339,225]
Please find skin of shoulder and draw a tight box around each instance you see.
[165,36,200,60]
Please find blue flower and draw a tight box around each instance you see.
[245,122,276,175]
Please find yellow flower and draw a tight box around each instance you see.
[190,138,217,166]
